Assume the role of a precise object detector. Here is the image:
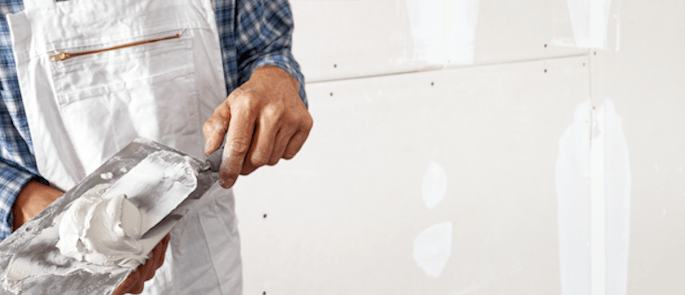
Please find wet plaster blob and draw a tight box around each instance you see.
[55,188,145,268]
[3,150,197,294]
[413,222,452,277]
[422,161,448,209]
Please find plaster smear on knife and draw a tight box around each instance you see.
[102,150,198,233]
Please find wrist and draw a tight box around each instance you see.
[12,180,63,230]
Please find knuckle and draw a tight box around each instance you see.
[202,120,216,136]
[236,92,258,108]
[267,157,280,166]
[264,105,285,122]
[250,152,270,167]
[302,114,314,131]
[229,139,251,155]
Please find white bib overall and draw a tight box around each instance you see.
[7,0,242,294]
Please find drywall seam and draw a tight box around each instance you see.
[307,54,589,85]
[590,105,606,295]
[604,100,630,295]
[556,100,631,295]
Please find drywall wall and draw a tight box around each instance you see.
[233,0,684,294]
[236,56,589,294]
[290,0,585,82]
[589,1,685,294]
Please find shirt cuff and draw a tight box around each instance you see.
[252,55,308,108]
[0,160,48,241]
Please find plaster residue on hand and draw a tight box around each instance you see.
[422,161,448,209]
[413,222,452,277]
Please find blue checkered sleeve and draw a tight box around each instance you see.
[0,160,38,237]
[234,0,307,107]
[0,93,44,239]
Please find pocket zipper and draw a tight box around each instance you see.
[50,34,181,62]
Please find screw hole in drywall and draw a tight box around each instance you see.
[431,82,434,86]
[330,92,333,97]
[544,44,547,48]
[263,292,266,295]
[333,64,337,68]
[583,63,585,66]
[544,69,547,73]
[263,213,267,219]
[594,52,597,55]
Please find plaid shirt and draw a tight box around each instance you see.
[0,0,306,240]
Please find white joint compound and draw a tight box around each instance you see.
[55,184,146,268]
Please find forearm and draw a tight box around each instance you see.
[0,159,49,238]
[12,180,62,230]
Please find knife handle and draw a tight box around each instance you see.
[205,147,224,173]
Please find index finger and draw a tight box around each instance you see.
[219,107,256,188]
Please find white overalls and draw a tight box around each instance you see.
[7,0,242,294]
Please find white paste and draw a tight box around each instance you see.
[100,172,114,180]
[422,161,448,209]
[56,184,145,268]
[3,259,47,293]
[413,222,452,277]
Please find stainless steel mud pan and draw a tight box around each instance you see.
[0,138,219,295]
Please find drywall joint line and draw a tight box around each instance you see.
[307,53,591,85]
[590,105,606,295]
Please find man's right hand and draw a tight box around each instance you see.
[12,180,62,230]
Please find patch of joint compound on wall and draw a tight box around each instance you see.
[590,104,606,295]
[556,100,592,295]
[413,222,452,277]
[422,161,448,208]
[405,0,480,65]
[552,0,614,49]
[556,100,630,295]
[604,100,631,295]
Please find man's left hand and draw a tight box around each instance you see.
[203,65,313,188]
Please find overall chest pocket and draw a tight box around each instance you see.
[50,33,201,174]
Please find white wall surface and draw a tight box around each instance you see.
[233,0,685,294]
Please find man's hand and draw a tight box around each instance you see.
[112,234,170,295]
[13,181,169,294]
[203,65,313,188]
